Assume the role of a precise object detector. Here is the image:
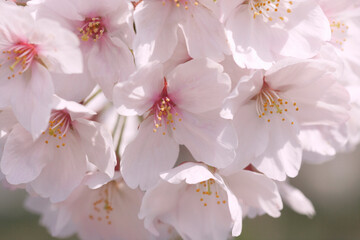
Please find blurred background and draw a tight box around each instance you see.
[1,147,359,240]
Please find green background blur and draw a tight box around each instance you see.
[1,147,359,240]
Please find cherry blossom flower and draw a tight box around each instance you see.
[0,97,116,202]
[133,0,230,66]
[139,162,282,239]
[32,0,135,99]
[313,1,360,153]
[319,0,360,85]
[225,0,331,69]
[0,3,82,138]
[25,173,171,240]
[221,59,350,180]
[113,58,236,190]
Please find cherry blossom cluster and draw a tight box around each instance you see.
[0,0,360,239]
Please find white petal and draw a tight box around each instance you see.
[0,109,17,132]
[254,118,302,181]
[0,4,34,45]
[84,171,113,190]
[161,162,216,185]
[133,0,180,65]
[10,62,54,139]
[74,119,117,178]
[120,117,179,190]
[87,37,135,100]
[167,58,231,114]
[1,124,49,184]
[173,110,236,168]
[174,184,235,240]
[219,0,243,22]
[34,19,83,74]
[225,5,283,69]
[221,70,264,120]
[162,28,191,75]
[0,134,8,181]
[52,71,96,103]
[139,181,183,236]
[221,101,269,176]
[299,126,336,157]
[280,1,331,58]
[180,5,229,61]
[33,0,84,21]
[52,96,96,120]
[265,59,336,91]
[30,132,87,202]
[226,170,283,218]
[277,181,315,218]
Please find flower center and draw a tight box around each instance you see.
[330,20,349,51]
[78,17,106,42]
[42,110,72,149]
[195,179,227,207]
[248,0,293,22]
[161,0,199,10]
[256,83,298,125]
[151,79,181,135]
[88,181,117,226]
[0,42,37,79]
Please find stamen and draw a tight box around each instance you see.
[256,82,298,125]
[42,110,71,149]
[161,0,199,10]
[88,181,117,226]
[195,179,227,207]
[0,43,37,79]
[330,20,349,51]
[78,17,106,42]
[249,0,293,23]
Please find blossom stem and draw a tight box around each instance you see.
[115,116,127,162]
[83,89,102,105]
[112,114,121,138]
